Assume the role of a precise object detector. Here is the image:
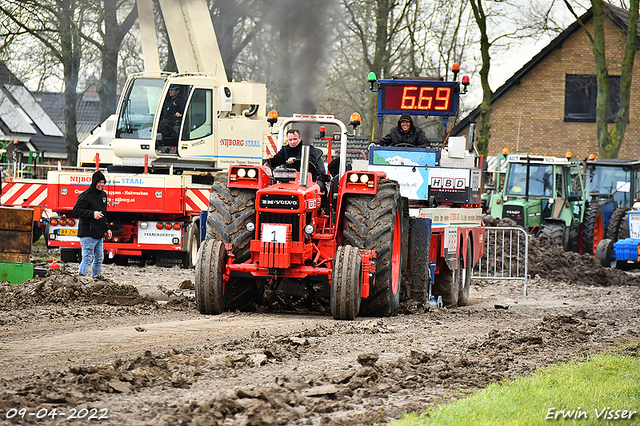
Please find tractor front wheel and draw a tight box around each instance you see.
[195,239,227,314]
[541,222,565,246]
[330,245,362,320]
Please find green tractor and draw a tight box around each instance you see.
[488,153,585,250]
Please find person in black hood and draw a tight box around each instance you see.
[379,113,430,148]
[267,128,327,193]
[73,170,112,277]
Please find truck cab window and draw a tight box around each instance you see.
[182,89,212,141]
[115,78,166,139]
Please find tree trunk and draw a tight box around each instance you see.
[470,0,491,157]
[98,0,137,122]
[58,0,81,165]
[606,0,639,158]
[592,0,612,158]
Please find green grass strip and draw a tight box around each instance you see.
[390,346,640,426]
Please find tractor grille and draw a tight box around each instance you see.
[504,206,525,227]
[259,194,300,210]
[259,212,300,241]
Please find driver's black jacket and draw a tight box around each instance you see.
[379,113,430,148]
[270,142,326,184]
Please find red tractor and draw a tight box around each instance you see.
[195,114,405,319]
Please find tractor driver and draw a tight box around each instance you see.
[377,113,430,148]
[267,128,327,194]
[158,84,186,145]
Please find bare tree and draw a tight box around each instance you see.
[469,0,564,157]
[564,0,639,158]
[82,0,138,122]
[0,0,91,164]
[341,0,417,137]
[208,0,266,81]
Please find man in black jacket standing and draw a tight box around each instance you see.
[73,171,112,277]
[379,113,430,147]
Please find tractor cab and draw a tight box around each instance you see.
[488,153,585,250]
[581,157,640,255]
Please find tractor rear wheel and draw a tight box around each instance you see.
[606,206,630,242]
[342,180,402,316]
[195,239,226,314]
[330,245,362,320]
[541,222,565,246]
[458,238,472,306]
[618,214,630,241]
[206,173,256,262]
[582,204,605,256]
[435,268,458,307]
[562,222,580,252]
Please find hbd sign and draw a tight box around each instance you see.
[430,176,468,190]
[428,168,474,203]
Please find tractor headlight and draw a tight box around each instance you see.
[246,221,255,232]
[304,224,314,235]
[360,174,369,184]
[247,168,257,178]
[237,168,247,178]
[349,173,359,183]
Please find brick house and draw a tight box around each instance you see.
[453,3,640,160]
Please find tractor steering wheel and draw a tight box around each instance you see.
[392,143,416,148]
[286,158,318,177]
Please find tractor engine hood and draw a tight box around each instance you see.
[257,183,321,213]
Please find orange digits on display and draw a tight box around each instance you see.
[434,87,451,111]
[401,86,417,109]
[400,86,451,111]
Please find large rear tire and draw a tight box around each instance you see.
[195,239,226,315]
[582,204,605,256]
[206,174,256,262]
[330,245,362,320]
[606,206,630,242]
[618,214,630,241]
[342,180,402,317]
[458,238,472,306]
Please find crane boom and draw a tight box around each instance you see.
[157,0,228,82]
[136,0,160,73]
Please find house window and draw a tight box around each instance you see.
[564,74,620,122]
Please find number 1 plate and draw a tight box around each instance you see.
[261,224,288,243]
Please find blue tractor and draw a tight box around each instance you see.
[582,158,640,256]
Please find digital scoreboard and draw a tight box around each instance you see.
[377,80,459,116]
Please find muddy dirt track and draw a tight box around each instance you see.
[1,234,640,425]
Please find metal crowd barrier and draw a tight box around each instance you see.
[472,226,530,296]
